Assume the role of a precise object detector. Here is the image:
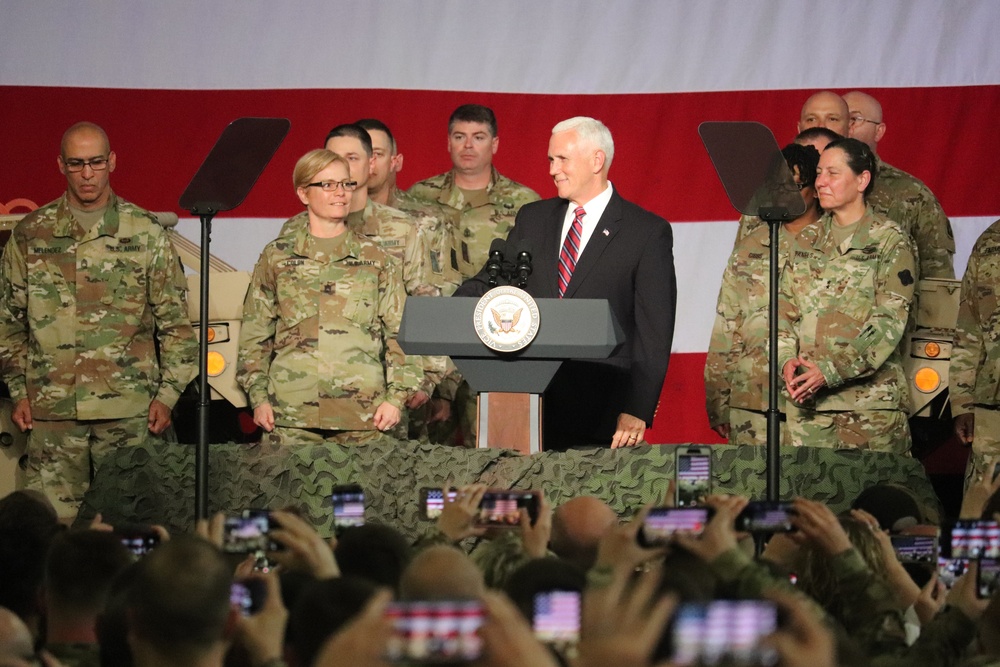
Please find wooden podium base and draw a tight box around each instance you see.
[476,392,542,454]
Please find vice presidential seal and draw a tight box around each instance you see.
[473,286,540,352]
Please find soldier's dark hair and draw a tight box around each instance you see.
[45,530,133,614]
[794,126,842,146]
[324,123,373,158]
[825,137,878,200]
[127,536,233,660]
[355,118,396,153]
[448,104,498,137]
[781,142,820,191]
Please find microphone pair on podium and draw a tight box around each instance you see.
[486,238,532,290]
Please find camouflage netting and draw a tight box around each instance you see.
[78,441,940,540]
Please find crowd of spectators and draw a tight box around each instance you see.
[2,465,1000,667]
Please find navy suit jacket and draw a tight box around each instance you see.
[456,188,677,447]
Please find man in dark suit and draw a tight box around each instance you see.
[455,117,676,449]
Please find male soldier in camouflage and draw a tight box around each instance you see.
[843,91,955,280]
[706,144,821,446]
[0,122,197,520]
[407,104,540,280]
[408,105,539,445]
[950,218,1000,485]
[356,118,461,438]
[239,150,423,446]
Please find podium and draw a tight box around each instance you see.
[399,296,624,453]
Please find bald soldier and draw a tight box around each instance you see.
[0,122,197,520]
[843,90,955,279]
[797,90,850,136]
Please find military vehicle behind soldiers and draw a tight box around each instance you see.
[0,210,253,496]
[904,277,963,455]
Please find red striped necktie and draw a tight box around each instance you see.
[558,206,585,297]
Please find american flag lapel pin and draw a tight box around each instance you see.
[602,228,610,236]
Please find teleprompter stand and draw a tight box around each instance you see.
[399,297,624,453]
[698,122,805,502]
[178,118,289,519]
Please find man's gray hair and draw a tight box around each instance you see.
[552,117,614,170]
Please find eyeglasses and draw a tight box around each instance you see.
[849,115,882,127]
[306,180,358,192]
[62,157,109,172]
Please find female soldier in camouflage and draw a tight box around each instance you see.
[777,138,916,453]
[237,150,423,446]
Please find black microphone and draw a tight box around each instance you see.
[486,238,506,287]
[513,240,532,289]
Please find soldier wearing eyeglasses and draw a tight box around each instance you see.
[843,91,955,281]
[0,122,197,520]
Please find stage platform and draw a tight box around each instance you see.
[78,440,940,540]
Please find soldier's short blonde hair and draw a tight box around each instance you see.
[293,150,351,190]
[552,117,614,171]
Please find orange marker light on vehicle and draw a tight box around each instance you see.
[206,326,216,343]
[923,342,941,358]
[206,351,226,377]
[914,367,940,393]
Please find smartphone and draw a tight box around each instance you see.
[670,600,779,667]
[222,510,282,554]
[978,559,1000,599]
[675,446,712,507]
[942,520,1000,559]
[419,488,458,520]
[332,484,366,531]
[417,488,539,526]
[533,590,581,645]
[890,534,939,564]
[230,579,267,617]
[385,600,484,663]
[639,506,714,547]
[476,490,539,527]
[937,557,970,590]
[736,501,797,533]
[114,524,161,557]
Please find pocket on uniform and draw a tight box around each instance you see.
[341,267,378,327]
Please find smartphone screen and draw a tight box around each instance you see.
[671,600,778,667]
[115,526,160,557]
[736,502,796,533]
[230,579,267,617]
[937,557,970,590]
[890,535,938,564]
[476,490,538,527]
[944,520,1000,559]
[332,486,365,529]
[223,510,278,554]
[533,590,580,645]
[385,600,484,663]
[639,507,713,547]
[420,488,458,520]
[676,447,712,508]
[978,559,1000,599]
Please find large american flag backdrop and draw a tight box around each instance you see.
[3,1,999,444]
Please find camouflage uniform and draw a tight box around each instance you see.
[237,221,423,443]
[705,224,808,445]
[408,168,539,445]
[776,209,916,453]
[735,160,955,284]
[0,192,197,516]
[407,166,539,280]
[869,160,955,280]
[949,218,1000,483]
